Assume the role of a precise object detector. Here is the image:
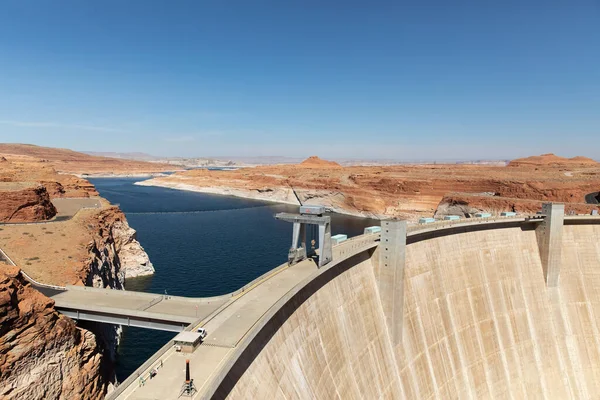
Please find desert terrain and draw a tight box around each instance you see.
[0,143,175,176]
[139,154,600,220]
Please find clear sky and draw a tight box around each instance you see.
[0,1,598,160]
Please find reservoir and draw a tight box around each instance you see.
[88,177,379,381]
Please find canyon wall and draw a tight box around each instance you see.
[226,224,600,399]
[81,207,154,287]
[0,267,108,400]
[75,207,155,371]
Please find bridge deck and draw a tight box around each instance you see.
[52,288,228,331]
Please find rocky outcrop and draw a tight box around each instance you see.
[110,214,155,279]
[41,179,98,198]
[80,207,154,287]
[0,267,108,399]
[298,156,342,169]
[0,185,57,222]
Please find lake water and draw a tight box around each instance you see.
[88,177,379,381]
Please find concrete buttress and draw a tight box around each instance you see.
[378,219,407,346]
[536,202,564,286]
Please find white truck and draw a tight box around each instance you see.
[197,327,207,340]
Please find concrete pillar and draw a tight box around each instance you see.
[378,220,407,346]
[536,202,564,287]
[318,217,332,267]
[289,222,307,265]
[299,224,306,253]
[292,222,301,248]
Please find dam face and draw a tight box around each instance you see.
[223,224,600,399]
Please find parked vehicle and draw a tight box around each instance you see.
[197,327,207,339]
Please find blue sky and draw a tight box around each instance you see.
[0,1,598,160]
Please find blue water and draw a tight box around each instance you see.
[89,178,379,381]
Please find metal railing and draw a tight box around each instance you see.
[19,269,67,291]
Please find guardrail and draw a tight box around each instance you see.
[0,247,16,266]
[137,295,164,311]
[19,269,67,291]
[406,214,543,234]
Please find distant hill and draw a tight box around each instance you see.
[298,156,342,169]
[508,153,599,168]
[0,143,173,175]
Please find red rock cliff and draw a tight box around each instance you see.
[0,185,57,223]
[0,267,108,399]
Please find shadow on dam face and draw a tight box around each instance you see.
[215,223,600,399]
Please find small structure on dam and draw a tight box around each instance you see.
[172,331,203,353]
[275,205,333,267]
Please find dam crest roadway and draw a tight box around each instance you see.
[19,209,600,399]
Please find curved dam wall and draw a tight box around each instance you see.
[222,223,600,399]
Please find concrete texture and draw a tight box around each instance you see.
[376,220,407,347]
[219,221,600,399]
[537,203,565,286]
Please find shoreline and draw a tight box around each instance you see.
[72,172,177,178]
[134,178,384,220]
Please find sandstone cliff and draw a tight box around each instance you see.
[0,267,108,399]
[0,185,57,223]
[81,207,155,287]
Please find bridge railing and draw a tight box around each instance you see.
[0,247,16,266]
[106,334,177,400]
[406,214,543,235]
[20,270,67,291]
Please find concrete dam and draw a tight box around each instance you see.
[107,209,600,399]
